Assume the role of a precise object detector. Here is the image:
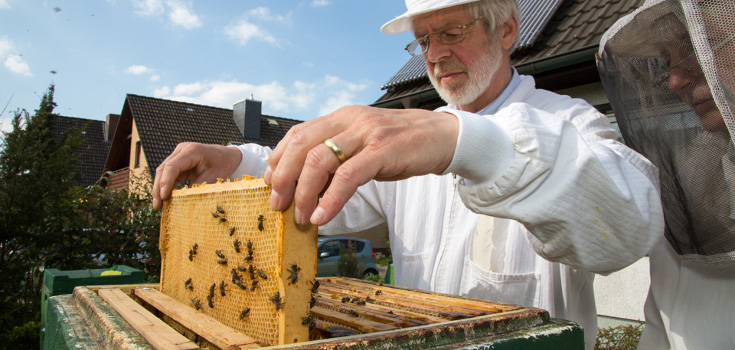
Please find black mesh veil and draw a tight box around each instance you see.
[597,0,735,264]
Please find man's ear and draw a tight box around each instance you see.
[499,16,518,50]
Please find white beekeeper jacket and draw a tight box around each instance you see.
[231,72,664,350]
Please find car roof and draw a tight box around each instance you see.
[317,236,369,244]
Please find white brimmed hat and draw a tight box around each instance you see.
[381,0,482,34]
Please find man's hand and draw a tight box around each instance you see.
[264,105,459,226]
[152,142,242,210]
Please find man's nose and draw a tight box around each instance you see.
[425,39,451,63]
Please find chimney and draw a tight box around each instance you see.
[233,97,262,141]
[105,114,120,142]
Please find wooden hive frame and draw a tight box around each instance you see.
[69,279,580,350]
[159,177,317,346]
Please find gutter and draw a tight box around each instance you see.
[370,87,439,109]
[514,44,600,75]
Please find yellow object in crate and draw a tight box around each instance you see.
[159,176,317,347]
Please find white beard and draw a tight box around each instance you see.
[428,42,502,106]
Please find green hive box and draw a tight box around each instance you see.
[40,265,144,347]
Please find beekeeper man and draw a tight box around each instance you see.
[154,1,665,348]
[598,0,735,348]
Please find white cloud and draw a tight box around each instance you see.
[172,82,205,96]
[124,65,151,75]
[167,0,201,29]
[153,86,170,96]
[0,0,10,10]
[247,7,290,23]
[0,36,31,76]
[0,36,12,56]
[149,74,160,82]
[225,20,278,46]
[152,75,371,120]
[4,55,31,76]
[311,0,331,7]
[132,0,164,16]
[132,0,201,29]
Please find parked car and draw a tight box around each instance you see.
[316,237,379,278]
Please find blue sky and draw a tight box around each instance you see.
[0,0,417,135]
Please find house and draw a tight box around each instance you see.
[371,0,648,327]
[103,94,301,191]
[48,115,111,187]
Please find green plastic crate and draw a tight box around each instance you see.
[40,265,144,348]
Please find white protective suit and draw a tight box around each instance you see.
[597,0,735,348]
[231,72,664,350]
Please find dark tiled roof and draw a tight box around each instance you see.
[49,115,110,187]
[515,0,564,50]
[512,0,644,65]
[124,94,301,174]
[375,0,643,105]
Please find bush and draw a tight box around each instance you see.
[362,274,383,283]
[337,240,360,278]
[595,323,644,350]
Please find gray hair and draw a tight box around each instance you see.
[465,0,520,41]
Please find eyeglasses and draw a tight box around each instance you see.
[404,17,484,57]
[653,31,735,89]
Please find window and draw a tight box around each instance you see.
[134,141,141,168]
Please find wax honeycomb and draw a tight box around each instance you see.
[159,177,317,346]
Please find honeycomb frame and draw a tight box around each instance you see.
[159,177,317,346]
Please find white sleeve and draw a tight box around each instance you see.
[440,102,664,275]
[318,180,392,236]
[228,144,273,179]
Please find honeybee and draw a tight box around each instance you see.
[250,280,259,291]
[238,265,248,272]
[310,296,317,308]
[258,270,268,280]
[233,239,241,253]
[375,290,382,296]
[216,250,225,259]
[191,297,202,310]
[257,215,265,231]
[301,313,315,326]
[231,269,242,284]
[348,310,359,318]
[206,294,214,308]
[229,227,236,236]
[211,212,220,219]
[217,259,228,265]
[217,205,225,214]
[239,308,250,320]
[248,265,256,280]
[188,243,198,261]
[184,278,193,291]
[341,297,350,303]
[219,217,227,224]
[310,280,320,294]
[270,292,284,310]
[209,283,216,297]
[219,281,227,297]
[287,264,301,285]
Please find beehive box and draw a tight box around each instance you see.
[159,176,317,346]
[44,281,584,349]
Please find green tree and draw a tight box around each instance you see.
[0,85,162,348]
[0,85,81,347]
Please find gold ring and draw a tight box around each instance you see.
[324,138,348,163]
